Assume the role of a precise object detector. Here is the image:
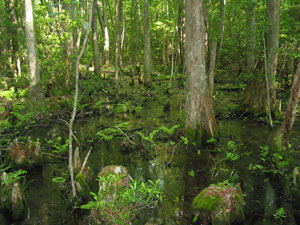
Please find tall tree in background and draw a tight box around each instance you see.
[131,0,138,81]
[96,0,109,65]
[115,0,123,86]
[246,0,256,74]
[265,0,280,113]
[185,0,216,143]
[25,0,42,102]
[177,0,184,71]
[92,0,100,76]
[242,0,280,116]
[208,0,227,97]
[103,0,109,65]
[143,0,151,85]
[5,0,21,76]
[0,2,8,71]
[217,0,226,61]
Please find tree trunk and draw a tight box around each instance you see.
[115,0,123,87]
[25,0,43,102]
[281,63,300,149]
[246,0,256,74]
[208,41,217,97]
[143,0,151,86]
[95,0,104,35]
[177,0,184,71]
[0,6,8,71]
[217,0,225,61]
[64,1,75,84]
[131,0,137,81]
[69,0,94,197]
[5,0,21,76]
[185,0,216,143]
[120,19,125,67]
[103,0,109,65]
[265,0,280,113]
[92,0,100,77]
[74,0,85,51]
[242,0,280,116]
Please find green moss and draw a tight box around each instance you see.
[192,186,226,211]
[75,173,91,196]
[186,127,203,145]
[192,184,245,225]
[12,198,24,220]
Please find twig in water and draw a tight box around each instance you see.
[115,126,136,145]
[41,152,68,160]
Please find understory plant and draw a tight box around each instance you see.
[81,174,163,225]
[0,165,27,219]
[137,124,181,160]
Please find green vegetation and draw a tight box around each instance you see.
[81,174,163,225]
[1,0,300,224]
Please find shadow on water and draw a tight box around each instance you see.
[2,80,300,224]
[5,118,296,225]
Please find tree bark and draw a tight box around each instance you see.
[185,0,216,143]
[5,0,21,76]
[115,0,123,86]
[25,0,43,102]
[246,0,256,74]
[102,0,109,65]
[92,0,100,77]
[208,41,217,97]
[69,0,94,197]
[242,0,280,116]
[265,0,280,113]
[120,19,125,67]
[131,0,137,80]
[143,0,151,86]
[177,0,184,71]
[217,0,225,61]
[281,63,300,148]
[95,0,104,35]
[0,6,8,70]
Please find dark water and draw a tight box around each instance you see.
[2,118,299,225]
[1,80,300,224]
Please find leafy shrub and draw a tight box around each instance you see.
[81,174,163,225]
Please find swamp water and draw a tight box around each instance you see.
[2,120,299,225]
[1,82,300,225]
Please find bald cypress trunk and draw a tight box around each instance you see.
[246,0,256,74]
[131,0,137,81]
[185,0,216,143]
[242,0,280,116]
[143,0,151,86]
[25,0,43,102]
[281,63,300,149]
[115,0,123,92]
[92,0,100,77]
[266,0,280,113]
[103,0,109,65]
[6,0,21,76]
